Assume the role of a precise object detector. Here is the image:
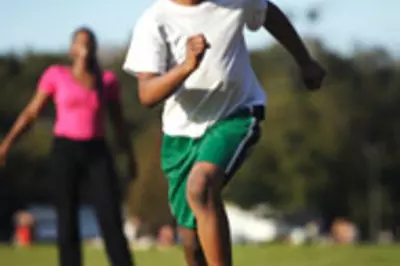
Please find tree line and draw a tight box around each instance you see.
[0,41,399,241]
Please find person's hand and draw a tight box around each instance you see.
[0,142,10,167]
[299,59,326,91]
[183,34,209,72]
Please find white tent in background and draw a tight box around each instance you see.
[225,204,278,244]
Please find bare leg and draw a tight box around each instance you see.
[178,227,207,266]
[186,162,232,266]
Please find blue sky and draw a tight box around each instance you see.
[1,0,399,56]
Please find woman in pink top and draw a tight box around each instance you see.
[0,28,135,266]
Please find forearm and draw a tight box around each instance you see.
[118,129,134,158]
[264,2,311,66]
[121,136,135,164]
[107,100,134,158]
[138,63,193,107]
[111,117,131,150]
[112,120,137,175]
[3,111,36,149]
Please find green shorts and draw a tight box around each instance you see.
[161,108,263,229]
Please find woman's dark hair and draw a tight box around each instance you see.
[72,27,104,97]
[73,27,98,49]
[72,27,98,69]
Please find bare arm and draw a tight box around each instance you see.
[263,2,326,90]
[107,101,137,177]
[1,91,50,150]
[136,63,193,108]
[264,2,312,66]
[136,34,208,108]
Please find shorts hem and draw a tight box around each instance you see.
[176,221,197,229]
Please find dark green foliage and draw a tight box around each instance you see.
[1,44,399,238]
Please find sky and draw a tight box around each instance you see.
[0,0,399,56]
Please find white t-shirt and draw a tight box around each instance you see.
[124,0,268,138]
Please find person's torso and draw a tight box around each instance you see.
[150,0,266,137]
[50,66,114,140]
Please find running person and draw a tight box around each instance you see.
[123,1,325,265]
[0,28,136,266]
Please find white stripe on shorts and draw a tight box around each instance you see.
[225,117,257,175]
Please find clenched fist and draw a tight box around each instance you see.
[183,34,209,72]
[300,59,326,91]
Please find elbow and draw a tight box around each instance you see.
[139,94,157,108]
[16,109,38,129]
[138,88,159,108]
[23,109,39,121]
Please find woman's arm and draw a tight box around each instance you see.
[1,91,50,151]
[107,101,137,178]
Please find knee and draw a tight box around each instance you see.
[187,171,209,207]
[186,171,217,207]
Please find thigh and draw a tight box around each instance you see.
[86,142,121,208]
[48,138,81,207]
[197,115,261,181]
[161,115,261,229]
[161,135,198,229]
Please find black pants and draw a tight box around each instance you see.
[49,138,133,266]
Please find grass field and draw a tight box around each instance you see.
[1,245,399,266]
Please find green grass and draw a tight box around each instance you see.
[1,245,399,266]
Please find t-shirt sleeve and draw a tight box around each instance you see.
[123,13,167,75]
[37,66,58,95]
[104,72,121,102]
[245,0,268,32]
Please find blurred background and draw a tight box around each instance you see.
[1,0,400,261]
